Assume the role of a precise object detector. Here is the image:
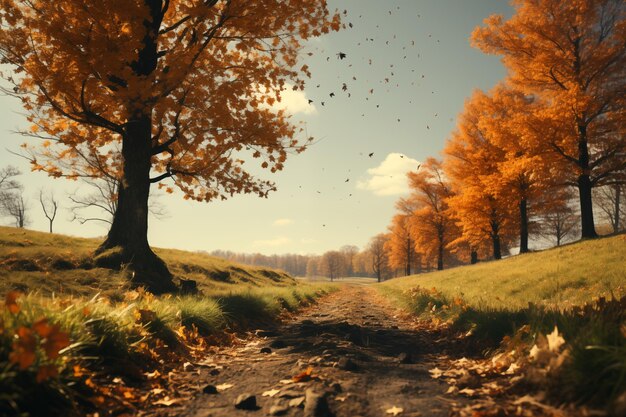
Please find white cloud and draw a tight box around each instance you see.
[273,218,294,226]
[257,84,317,115]
[275,88,317,115]
[300,238,317,244]
[252,236,292,247]
[357,153,420,196]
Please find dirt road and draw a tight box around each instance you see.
[145,285,466,417]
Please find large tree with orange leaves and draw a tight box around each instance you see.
[444,90,519,260]
[472,0,626,239]
[0,1,340,292]
[407,158,460,270]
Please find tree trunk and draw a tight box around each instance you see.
[470,250,478,264]
[96,115,175,293]
[49,220,52,233]
[577,125,597,238]
[492,234,502,260]
[519,197,529,254]
[95,0,175,294]
[437,242,444,271]
[614,185,621,233]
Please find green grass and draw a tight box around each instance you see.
[381,234,626,311]
[379,235,626,408]
[0,226,296,298]
[0,226,337,416]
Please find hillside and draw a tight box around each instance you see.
[382,234,626,310]
[0,226,295,298]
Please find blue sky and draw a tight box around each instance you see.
[0,1,513,255]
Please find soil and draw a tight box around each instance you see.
[141,285,469,417]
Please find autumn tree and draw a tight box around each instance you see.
[340,245,359,277]
[385,197,421,276]
[367,234,389,282]
[472,0,626,239]
[408,158,460,270]
[320,251,344,281]
[305,257,320,279]
[445,86,560,256]
[0,1,341,292]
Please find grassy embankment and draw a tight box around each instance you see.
[0,226,334,416]
[380,235,626,408]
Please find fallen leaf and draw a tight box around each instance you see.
[154,396,184,406]
[262,389,280,397]
[292,366,315,382]
[5,291,21,314]
[386,405,404,416]
[547,326,565,352]
[216,383,234,391]
[428,367,444,379]
[459,388,476,396]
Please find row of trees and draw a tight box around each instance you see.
[384,0,626,272]
[215,0,626,280]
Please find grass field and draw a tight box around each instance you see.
[0,226,296,299]
[381,234,626,311]
[0,226,337,416]
[379,235,626,407]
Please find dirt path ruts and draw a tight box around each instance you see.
[146,285,466,417]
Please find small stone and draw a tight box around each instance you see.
[301,319,315,325]
[398,352,412,364]
[337,357,358,371]
[234,394,257,410]
[260,347,272,354]
[270,339,287,349]
[278,389,303,399]
[330,382,342,393]
[304,389,332,417]
[209,368,220,376]
[269,403,289,416]
[289,396,306,408]
[202,384,218,394]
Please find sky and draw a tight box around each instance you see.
[0,0,513,255]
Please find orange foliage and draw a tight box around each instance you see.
[444,91,516,259]
[472,0,626,238]
[406,158,460,270]
[385,198,422,276]
[0,1,342,201]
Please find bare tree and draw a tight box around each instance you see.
[0,166,21,191]
[0,166,27,228]
[0,190,28,228]
[368,234,390,282]
[594,184,625,234]
[69,176,167,226]
[320,251,344,282]
[39,189,58,233]
[539,204,580,247]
